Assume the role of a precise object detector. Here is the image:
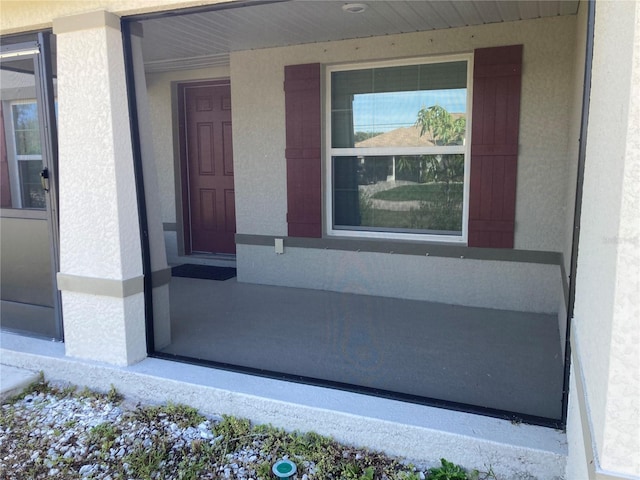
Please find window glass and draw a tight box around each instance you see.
[12,102,41,156]
[333,154,464,234]
[1,57,47,210]
[8,101,45,209]
[331,62,467,148]
[330,60,468,239]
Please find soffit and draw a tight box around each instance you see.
[138,0,580,72]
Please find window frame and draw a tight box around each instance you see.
[8,99,44,209]
[11,99,41,160]
[325,54,473,244]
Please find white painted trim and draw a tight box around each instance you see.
[324,53,473,245]
[326,228,466,244]
[327,53,475,72]
[571,328,640,480]
[0,48,39,60]
[334,145,466,156]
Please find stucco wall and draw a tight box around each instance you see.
[146,66,230,224]
[237,245,561,314]
[226,15,576,313]
[571,0,640,476]
[565,362,590,480]
[231,15,576,252]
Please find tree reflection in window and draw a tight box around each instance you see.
[12,102,45,209]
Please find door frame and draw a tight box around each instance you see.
[176,78,234,256]
[0,32,62,339]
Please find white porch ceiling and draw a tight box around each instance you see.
[138,0,580,72]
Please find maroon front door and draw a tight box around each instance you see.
[182,81,235,254]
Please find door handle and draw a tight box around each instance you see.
[40,167,49,192]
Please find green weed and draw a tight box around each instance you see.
[256,461,272,479]
[427,458,467,480]
[135,402,205,428]
[123,436,171,478]
[342,463,375,480]
[106,384,123,404]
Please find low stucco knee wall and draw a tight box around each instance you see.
[236,244,561,314]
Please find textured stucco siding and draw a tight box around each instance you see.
[231,15,576,253]
[56,22,142,280]
[571,0,640,476]
[565,362,590,480]
[54,13,148,366]
[61,291,146,366]
[237,244,561,314]
[226,15,576,313]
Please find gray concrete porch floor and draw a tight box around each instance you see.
[0,301,56,339]
[161,277,565,421]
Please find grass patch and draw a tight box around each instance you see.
[1,382,497,480]
[134,401,205,428]
[123,436,172,478]
[372,183,446,201]
[255,424,409,479]
[360,208,414,229]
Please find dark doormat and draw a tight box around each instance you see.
[171,264,237,281]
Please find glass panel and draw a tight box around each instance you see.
[18,160,45,208]
[333,154,464,235]
[12,102,41,155]
[331,61,467,148]
[1,34,61,340]
[1,60,44,210]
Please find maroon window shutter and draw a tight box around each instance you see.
[284,63,322,238]
[468,45,523,248]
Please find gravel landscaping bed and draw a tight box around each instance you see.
[0,377,496,480]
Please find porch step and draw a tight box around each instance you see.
[0,364,40,402]
[0,334,566,479]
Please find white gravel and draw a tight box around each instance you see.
[0,390,281,479]
[0,385,441,480]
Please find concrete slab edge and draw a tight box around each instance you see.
[0,340,566,479]
[0,364,41,402]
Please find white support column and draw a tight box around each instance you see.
[53,11,146,366]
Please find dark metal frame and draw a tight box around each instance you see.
[0,31,63,341]
[122,22,156,354]
[121,0,596,430]
[561,0,596,424]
